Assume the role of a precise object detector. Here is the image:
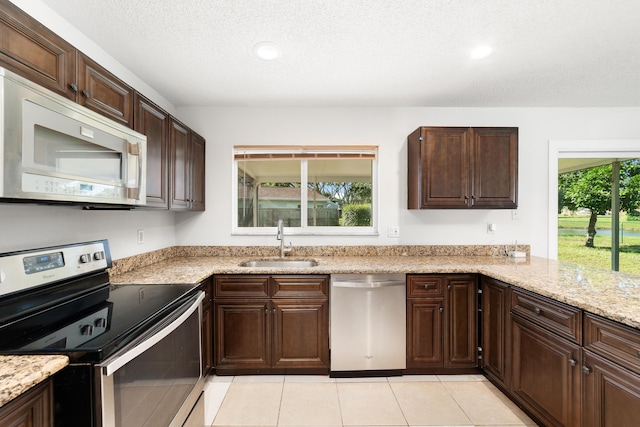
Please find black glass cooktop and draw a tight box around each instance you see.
[0,282,198,362]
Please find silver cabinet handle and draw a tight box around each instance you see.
[534,307,541,315]
[582,365,591,375]
[568,358,576,367]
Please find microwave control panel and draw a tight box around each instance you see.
[22,173,123,200]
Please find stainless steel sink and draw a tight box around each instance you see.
[239,259,318,268]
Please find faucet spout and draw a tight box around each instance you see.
[277,219,285,258]
[276,219,292,258]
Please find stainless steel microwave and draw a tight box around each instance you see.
[0,67,146,206]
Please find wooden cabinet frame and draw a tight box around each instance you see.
[406,274,478,372]
[408,126,518,209]
[214,275,329,375]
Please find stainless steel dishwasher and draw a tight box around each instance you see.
[330,273,406,375]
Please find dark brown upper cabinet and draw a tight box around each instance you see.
[408,126,518,209]
[168,117,206,211]
[134,92,170,208]
[0,0,76,99]
[0,1,133,127]
[75,53,133,128]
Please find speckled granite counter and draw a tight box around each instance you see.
[0,355,68,407]
[110,253,640,330]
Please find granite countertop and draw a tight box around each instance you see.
[110,254,640,330]
[0,355,68,408]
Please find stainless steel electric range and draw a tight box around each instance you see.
[0,240,205,427]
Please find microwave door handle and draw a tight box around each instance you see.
[126,142,142,200]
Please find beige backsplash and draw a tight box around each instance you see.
[109,244,529,277]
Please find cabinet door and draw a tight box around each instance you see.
[134,92,169,208]
[511,315,581,427]
[214,300,270,370]
[0,0,76,100]
[481,277,511,388]
[169,117,191,210]
[470,127,518,208]
[583,350,640,427]
[272,299,329,369]
[0,380,52,427]
[416,127,471,208]
[189,131,206,211]
[445,276,478,368]
[76,53,134,128]
[406,299,443,368]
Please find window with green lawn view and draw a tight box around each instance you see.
[234,146,377,234]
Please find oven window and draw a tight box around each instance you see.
[111,307,200,427]
[33,125,122,182]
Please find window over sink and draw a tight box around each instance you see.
[232,145,378,235]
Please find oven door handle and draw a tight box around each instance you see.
[99,291,204,376]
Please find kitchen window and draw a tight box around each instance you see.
[233,145,377,235]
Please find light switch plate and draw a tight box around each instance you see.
[387,225,400,238]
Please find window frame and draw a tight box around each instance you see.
[232,145,379,236]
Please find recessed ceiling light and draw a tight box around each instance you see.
[471,45,493,59]
[253,41,280,60]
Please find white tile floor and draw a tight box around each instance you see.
[203,374,538,427]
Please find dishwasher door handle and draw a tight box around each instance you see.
[332,280,405,288]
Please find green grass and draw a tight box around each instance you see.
[558,213,640,232]
[558,213,640,274]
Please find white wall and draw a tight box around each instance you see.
[176,106,640,257]
[0,204,176,259]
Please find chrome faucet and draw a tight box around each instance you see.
[276,219,292,258]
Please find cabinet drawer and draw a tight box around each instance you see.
[407,275,444,298]
[271,275,328,299]
[584,313,640,375]
[214,276,269,298]
[511,288,582,344]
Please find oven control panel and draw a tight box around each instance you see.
[0,240,111,297]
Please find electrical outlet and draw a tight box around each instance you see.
[137,229,144,244]
[487,223,497,234]
[387,225,400,238]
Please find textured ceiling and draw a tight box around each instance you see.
[37,0,640,107]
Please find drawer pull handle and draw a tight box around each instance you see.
[439,307,444,313]
[534,307,541,315]
[582,365,591,375]
[568,358,577,367]
[424,284,432,290]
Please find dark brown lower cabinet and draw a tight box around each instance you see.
[0,380,52,427]
[481,276,511,390]
[272,299,329,369]
[406,274,478,372]
[214,275,329,374]
[582,350,640,427]
[215,300,271,370]
[407,299,443,367]
[511,314,581,427]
